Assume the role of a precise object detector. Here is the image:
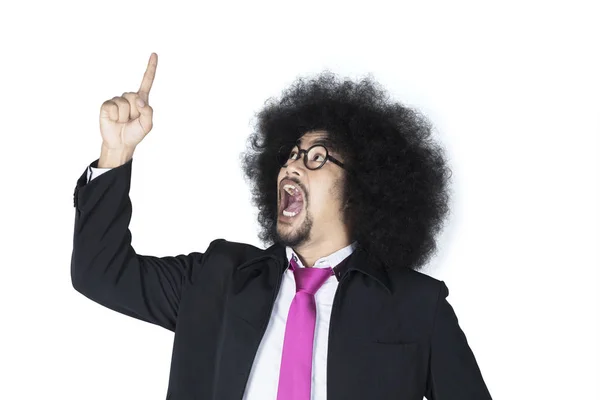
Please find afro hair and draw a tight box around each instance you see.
[240,71,453,272]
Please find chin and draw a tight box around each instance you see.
[275,210,312,247]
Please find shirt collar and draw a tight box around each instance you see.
[285,241,358,269]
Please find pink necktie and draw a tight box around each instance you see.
[276,256,333,400]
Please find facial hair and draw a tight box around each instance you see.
[275,208,313,247]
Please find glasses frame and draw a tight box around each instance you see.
[278,143,345,170]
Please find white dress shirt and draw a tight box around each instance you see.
[86,163,358,399]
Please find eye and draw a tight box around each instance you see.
[290,150,298,160]
[309,147,327,162]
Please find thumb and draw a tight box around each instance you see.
[138,101,153,132]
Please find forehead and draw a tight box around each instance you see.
[295,130,332,147]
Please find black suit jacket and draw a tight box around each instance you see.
[71,158,492,400]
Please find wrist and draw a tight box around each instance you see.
[98,144,135,168]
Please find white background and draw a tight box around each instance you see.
[1,1,598,399]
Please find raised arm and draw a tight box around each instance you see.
[71,53,202,332]
[71,158,203,331]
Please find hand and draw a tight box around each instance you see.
[99,53,157,150]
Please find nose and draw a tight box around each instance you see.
[285,156,306,176]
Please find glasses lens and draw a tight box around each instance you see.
[277,144,327,169]
[306,145,327,169]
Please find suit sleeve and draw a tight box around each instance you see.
[424,281,493,399]
[71,157,204,332]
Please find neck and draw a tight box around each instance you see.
[292,232,353,268]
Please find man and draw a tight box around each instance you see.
[71,52,492,399]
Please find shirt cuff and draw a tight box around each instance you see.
[87,164,112,183]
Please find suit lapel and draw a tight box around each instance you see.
[212,242,287,399]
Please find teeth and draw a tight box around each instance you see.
[283,210,299,217]
[283,184,299,196]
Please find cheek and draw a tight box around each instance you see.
[309,185,333,211]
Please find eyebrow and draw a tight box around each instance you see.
[295,137,335,148]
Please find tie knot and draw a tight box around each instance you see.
[290,256,333,295]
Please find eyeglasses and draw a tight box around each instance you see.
[277,144,345,170]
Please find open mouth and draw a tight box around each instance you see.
[280,184,305,218]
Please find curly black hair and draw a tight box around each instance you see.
[240,71,453,272]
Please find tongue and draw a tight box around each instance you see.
[284,194,304,213]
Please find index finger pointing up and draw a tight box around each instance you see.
[138,52,157,103]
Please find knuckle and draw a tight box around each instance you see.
[101,101,117,112]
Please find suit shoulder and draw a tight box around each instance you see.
[203,238,276,263]
[397,267,443,289]
[387,267,448,306]
[187,239,271,283]
[406,268,449,296]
